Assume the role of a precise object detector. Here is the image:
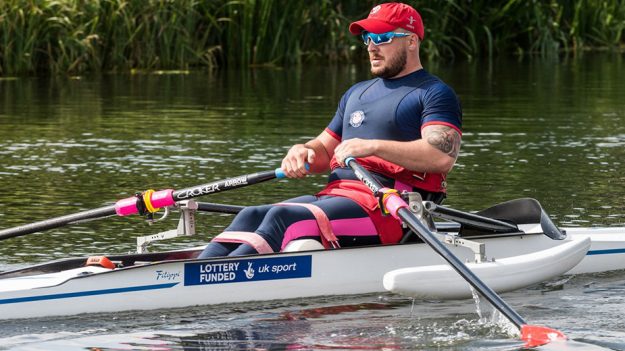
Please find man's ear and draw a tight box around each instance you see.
[408,35,419,51]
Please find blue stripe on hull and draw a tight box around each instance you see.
[0,282,178,305]
[2,247,624,306]
[587,248,625,256]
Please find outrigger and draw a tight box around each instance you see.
[1,161,624,346]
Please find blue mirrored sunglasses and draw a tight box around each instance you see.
[361,31,410,45]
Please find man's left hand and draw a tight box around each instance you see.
[333,138,377,167]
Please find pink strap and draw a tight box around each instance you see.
[394,179,412,193]
[211,231,274,254]
[277,203,340,249]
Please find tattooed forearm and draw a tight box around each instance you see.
[425,125,461,158]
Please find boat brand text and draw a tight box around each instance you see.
[155,270,181,281]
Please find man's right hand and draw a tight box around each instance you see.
[281,144,314,178]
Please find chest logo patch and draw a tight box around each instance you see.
[349,110,365,128]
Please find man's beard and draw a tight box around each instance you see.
[371,48,407,79]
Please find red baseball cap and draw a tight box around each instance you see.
[349,3,424,40]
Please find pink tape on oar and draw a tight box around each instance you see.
[115,196,139,216]
[150,189,174,208]
[379,187,408,220]
[114,189,175,216]
[521,325,567,347]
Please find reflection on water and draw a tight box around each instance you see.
[0,271,623,349]
[0,295,523,350]
[0,55,624,349]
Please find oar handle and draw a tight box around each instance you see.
[345,157,527,328]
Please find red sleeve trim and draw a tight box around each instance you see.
[421,122,462,136]
[324,127,342,141]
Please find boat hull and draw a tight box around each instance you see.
[1,228,625,320]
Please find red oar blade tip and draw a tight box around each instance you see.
[521,325,567,348]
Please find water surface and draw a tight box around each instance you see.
[0,55,624,350]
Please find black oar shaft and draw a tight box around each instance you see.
[172,170,279,201]
[0,168,284,241]
[346,158,526,329]
[0,205,116,241]
[197,202,245,214]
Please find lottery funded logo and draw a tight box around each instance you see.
[184,255,312,286]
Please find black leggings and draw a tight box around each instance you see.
[197,195,381,258]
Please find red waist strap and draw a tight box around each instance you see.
[317,180,378,211]
[330,155,447,193]
[317,180,403,244]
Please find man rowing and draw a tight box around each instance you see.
[198,2,462,258]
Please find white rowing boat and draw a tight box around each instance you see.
[1,196,624,320]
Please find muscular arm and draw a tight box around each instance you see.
[333,124,461,173]
[281,130,340,178]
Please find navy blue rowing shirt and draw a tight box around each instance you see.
[326,69,462,141]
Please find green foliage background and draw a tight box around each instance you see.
[1,0,624,75]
